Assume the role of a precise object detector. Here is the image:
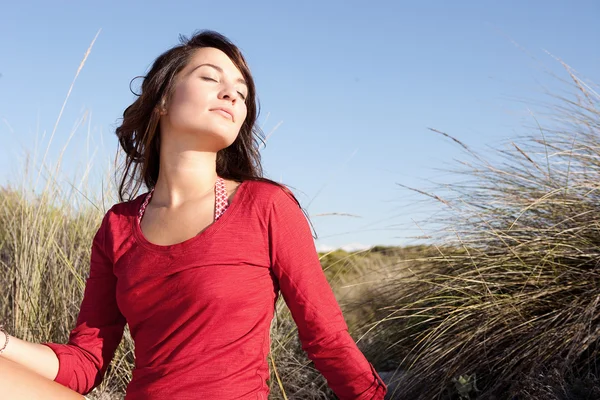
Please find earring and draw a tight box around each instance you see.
[158,99,167,115]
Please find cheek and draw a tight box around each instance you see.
[169,83,208,113]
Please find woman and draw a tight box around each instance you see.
[0,30,387,399]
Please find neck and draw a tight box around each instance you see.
[153,148,219,208]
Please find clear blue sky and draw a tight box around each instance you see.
[1,0,598,250]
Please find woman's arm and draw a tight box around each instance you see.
[40,210,126,395]
[0,211,126,396]
[267,187,387,400]
[0,357,85,400]
[0,330,59,380]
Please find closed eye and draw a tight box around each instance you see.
[202,76,246,101]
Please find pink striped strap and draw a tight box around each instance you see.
[214,177,228,220]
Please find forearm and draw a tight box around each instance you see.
[0,330,60,381]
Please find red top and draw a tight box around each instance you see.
[43,180,387,399]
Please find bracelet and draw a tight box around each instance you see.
[0,325,9,355]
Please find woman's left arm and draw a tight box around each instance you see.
[267,187,387,400]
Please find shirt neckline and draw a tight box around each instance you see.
[131,180,250,253]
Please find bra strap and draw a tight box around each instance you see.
[214,177,229,220]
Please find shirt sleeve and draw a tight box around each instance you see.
[267,187,387,400]
[42,210,126,395]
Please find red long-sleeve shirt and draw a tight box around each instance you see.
[44,180,387,399]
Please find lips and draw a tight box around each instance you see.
[210,107,234,122]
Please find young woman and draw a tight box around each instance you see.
[0,30,387,400]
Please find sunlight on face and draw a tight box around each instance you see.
[161,47,249,151]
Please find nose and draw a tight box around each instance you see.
[218,83,238,104]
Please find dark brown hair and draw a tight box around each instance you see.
[114,30,280,203]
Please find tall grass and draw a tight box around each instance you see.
[356,69,600,399]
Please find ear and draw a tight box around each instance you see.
[158,98,168,115]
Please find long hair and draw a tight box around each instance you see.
[115,30,278,202]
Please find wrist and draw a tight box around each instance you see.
[0,325,9,356]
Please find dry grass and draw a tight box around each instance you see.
[351,70,600,399]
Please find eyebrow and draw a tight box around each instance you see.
[190,63,247,86]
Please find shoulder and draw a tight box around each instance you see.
[89,193,148,257]
[242,180,309,235]
[97,192,147,232]
[108,192,146,218]
[242,179,301,211]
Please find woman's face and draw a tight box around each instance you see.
[161,47,249,150]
